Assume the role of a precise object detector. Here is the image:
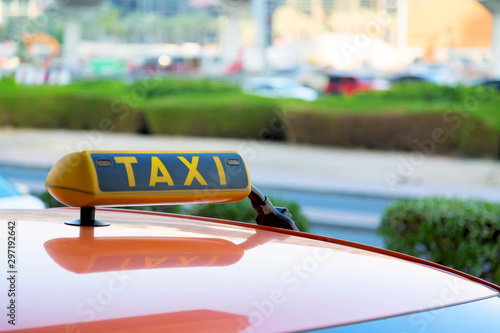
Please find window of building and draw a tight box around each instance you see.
[387,0,398,13]
[360,0,376,10]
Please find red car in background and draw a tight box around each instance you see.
[324,74,390,95]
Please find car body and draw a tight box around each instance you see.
[2,208,500,332]
[477,79,500,91]
[324,75,371,95]
[242,77,319,101]
[1,150,499,332]
[134,55,188,75]
[323,74,390,96]
[0,174,45,209]
[390,74,429,85]
[392,64,463,87]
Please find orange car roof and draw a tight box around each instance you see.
[2,208,498,332]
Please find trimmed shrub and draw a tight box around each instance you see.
[132,77,240,98]
[370,82,469,103]
[143,93,287,140]
[284,83,500,157]
[0,90,142,132]
[285,112,499,157]
[3,79,500,158]
[352,82,500,108]
[378,197,500,284]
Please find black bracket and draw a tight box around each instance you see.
[65,207,110,227]
[248,185,299,231]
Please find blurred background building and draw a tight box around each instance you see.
[110,0,199,16]
[0,0,42,23]
[0,0,497,83]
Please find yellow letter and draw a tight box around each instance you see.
[178,156,207,186]
[205,256,220,266]
[117,257,131,270]
[150,156,174,187]
[114,156,138,187]
[175,256,201,267]
[145,256,168,269]
[213,156,227,185]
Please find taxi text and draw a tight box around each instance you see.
[113,155,227,188]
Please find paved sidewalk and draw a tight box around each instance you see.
[2,128,500,201]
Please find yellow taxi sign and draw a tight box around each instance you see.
[45,151,251,207]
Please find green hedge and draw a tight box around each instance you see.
[39,191,310,232]
[378,197,500,284]
[284,83,500,157]
[0,79,284,140]
[363,82,476,104]
[2,78,500,158]
[132,77,240,98]
[0,94,143,132]
[0,79,142,132]
[143,93,286,140]
[285,111,499,157]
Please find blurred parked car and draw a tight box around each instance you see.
[134,55,188,74]
[393,63,464,86]
[390,74,429,84]
[324,74,369,95]
[478,79,500,91]
[0,174,45,209]
[324,74,390,95]
[242,77,319,101]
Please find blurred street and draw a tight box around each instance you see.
[2,128,500,247]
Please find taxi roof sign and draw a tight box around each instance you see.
[45,151,251,209]
[45,150,298,231]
